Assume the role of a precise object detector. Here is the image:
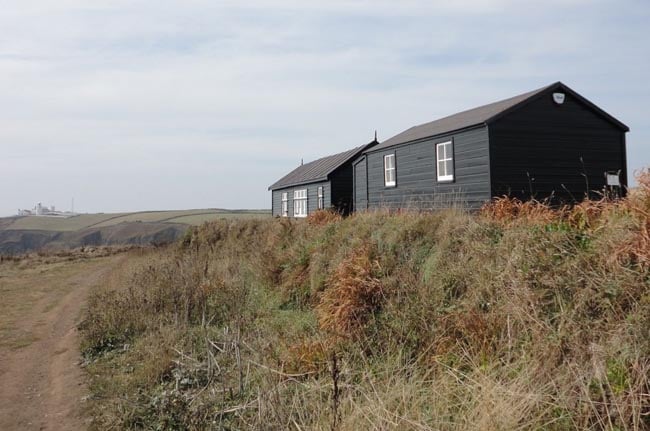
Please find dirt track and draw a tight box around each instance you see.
[0,255,123,431]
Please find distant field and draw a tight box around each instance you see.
[162,212,269,225]
[1,209,270,232]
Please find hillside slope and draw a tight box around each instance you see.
[0,209,270,254]
[0,223,186,255]
[81,182,650,430]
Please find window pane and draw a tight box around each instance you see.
[438,160,445,176]
[437,142,452,162]
[445,160,453,177]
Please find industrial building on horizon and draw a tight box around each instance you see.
[17,202,76,218]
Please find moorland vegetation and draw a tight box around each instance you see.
[81,173,650,430]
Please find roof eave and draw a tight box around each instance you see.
[363,123,487,154]
[268,175,330,191]
[325,140,379,176]
[485,82,630,132]
[558,84,630,132]
[268,140,379,191]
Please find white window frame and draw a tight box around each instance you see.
[384,154,396,187]
[317,186,324,210]
[436,141,454,182]
[281,192,289,217]
[293,189,308,217]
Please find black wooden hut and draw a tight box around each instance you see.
[353,82,629,211]
[269,140,378,217]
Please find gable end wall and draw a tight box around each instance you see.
[488,91,627,202]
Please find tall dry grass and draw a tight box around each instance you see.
[80,173,650,430]
[316,243,383,338]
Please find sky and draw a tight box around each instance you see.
[1,0,649,215]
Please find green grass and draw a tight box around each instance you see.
[1,209,270,232]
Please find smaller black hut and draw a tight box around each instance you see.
[269,140,378,217]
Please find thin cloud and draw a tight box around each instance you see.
[0,1,648,215]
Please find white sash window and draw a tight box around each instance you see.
[384,154,396,186]
[293,189,308,217]
[436,141,454,182]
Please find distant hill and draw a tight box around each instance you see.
[0,209,270,254]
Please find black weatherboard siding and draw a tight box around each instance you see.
[353,157,368,211]
[272,181,330,217]
[362,126,491,209]
[355,81,628,212]
[488,84,628,202]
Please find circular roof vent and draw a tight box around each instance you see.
[553,92,566,104]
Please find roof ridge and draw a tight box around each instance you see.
[407,82,556,132]
[370,82,562,152]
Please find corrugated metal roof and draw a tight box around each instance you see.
[371,83,556,152]
[269,142,375,190]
